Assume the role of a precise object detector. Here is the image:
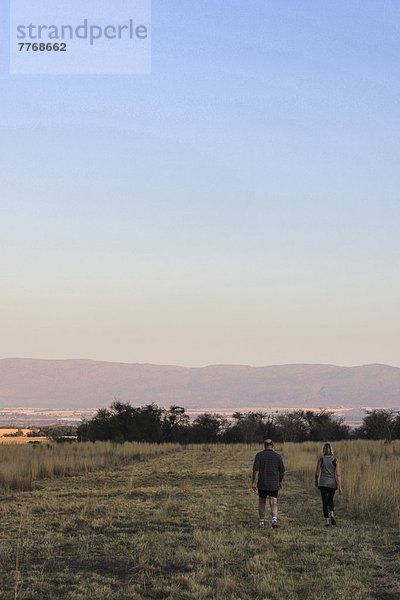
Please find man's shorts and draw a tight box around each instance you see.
[258,489,278,498]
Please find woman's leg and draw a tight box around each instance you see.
[319,487,329,519]
[328,489,335,513]
[328,489,336,522]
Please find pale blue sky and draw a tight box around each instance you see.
[1,0,399,366]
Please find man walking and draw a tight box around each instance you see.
[252,439,285,529]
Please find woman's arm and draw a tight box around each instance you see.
[335,459,343,494]
[315,458,321,487]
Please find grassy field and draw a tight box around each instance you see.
[0,429,49,446]
[0,442,399,599]
[0,438,49,446]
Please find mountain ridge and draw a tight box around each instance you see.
[0,358,399,410]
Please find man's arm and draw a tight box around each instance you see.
[279,456,285,484]
[252,469,259,492]
[252,454,259,491]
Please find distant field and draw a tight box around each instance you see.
[0,408,94,427]
[0,428,32,436]
[0,441,398,599]
[0,429,47,445]
[185,405,364,427]
[0,405,366,427]
[0,429,45,445]
[0,437,48,445]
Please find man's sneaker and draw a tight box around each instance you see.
[271,519,278,529]
[258,520,265,529]
[330,516,336,526]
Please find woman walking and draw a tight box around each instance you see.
[315,442,342,526]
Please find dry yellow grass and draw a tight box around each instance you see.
[0,442,398,600]
[0,429,32,436]
[0,429,46,444]
[0,442,180,492]
[283,440,400,522]
[0,437,48,445]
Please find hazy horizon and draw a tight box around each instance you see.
[1,355,400,370]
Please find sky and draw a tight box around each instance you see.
[1,0,400,367]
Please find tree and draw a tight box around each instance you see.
[78,407,114,441]
[162,406,190,442]
[357,409,399,441]
[275,410,309,442]
[108,401,141,442]
[77,402,165,443]
[77,402,354,444]
[394,413,400,440]
[190,413,227,443]
[224,412,277,443]
[307,410,350,441]
[133,403,164,442]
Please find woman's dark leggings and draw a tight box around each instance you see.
[319,487,335,518]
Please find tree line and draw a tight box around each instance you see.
[76,402,400,444]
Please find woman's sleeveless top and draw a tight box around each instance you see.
[318,455,337,489]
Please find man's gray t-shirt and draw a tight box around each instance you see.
[253,449,285,491]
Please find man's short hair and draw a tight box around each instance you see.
[264,438,274,448]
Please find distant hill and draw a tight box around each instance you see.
[0,358,399,411]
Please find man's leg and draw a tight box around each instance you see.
[269,495,278,528]
[258,495,267,528]
[258,496,266,519]
[269,496,278,518]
